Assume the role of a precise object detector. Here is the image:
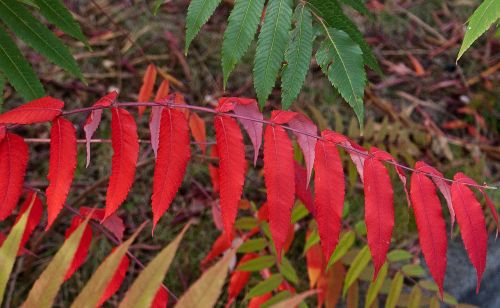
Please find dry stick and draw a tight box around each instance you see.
[60,100,496,190]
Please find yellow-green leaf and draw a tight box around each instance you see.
[408,286,421,308]
[387,249,413,262]
[238,238,267,253]
[401,264,425,277]
[119,223,190,307]
[328,231,355,269]
[342,245,371,297]
[0,195,35,305]
[175,248,236,308]
[246,274,283,299]
[384,272,403,308]
[23,216,90,308]
[71,223,145,308]
[237,255,275,271]
[269,290,317,308]
[279,256,299,284]
[365,262,388,308]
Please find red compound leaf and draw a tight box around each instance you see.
[0,96,64,124]
[46,117,77,229]
[138,64,157,117]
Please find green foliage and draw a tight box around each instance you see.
[184,0,223,53]
[385,272,404,308]
[339,0,370,16]
[281,4,313,109]
[365,263,388,308]
[253,0,293,107]
[246,274,284,299]
[457,0,500,60]
[316,28,366,126]
[342,245,371,296]
[0,27,45,101]
[221,0,265,88]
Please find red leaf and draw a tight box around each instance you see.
[323,131,367,182]
[97,254,130,306]
[138,64,157,117]
[294,161,314,215]
[105,108,139,220]
[0,133,29,221]
[151,286,169,308]
[201,232,231,268]
[306,235,324,288]
[217,97,263,165]
[450,173,498,236]
[0,96,64,124]
[208,145,220,194]
[152,108,190,229]
[149,80,170,159]
[215,115,246,240]
[189,112,207,154]
[264,124,295,260]
[84,91,117,167]
[46,117,77,228]
[371,147,410,207]
[364,148,394,278]
[314,131,345,260]
[228,254,257,303]
[451,172,488,292]
[79,207,125,241]
[64,216,93,281]
[211,201,224,231]
[248,293,272,308]
[271,111,317,185]
[0,125,5,140]
[414,161,455,229]
[15,192,43,255]
[410,162,448,295]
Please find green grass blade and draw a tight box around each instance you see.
[71,223,145,308]
[0,195,36,305]
[22,216,90,308]
[308,0,381,74]
[119,223,190,307]
[0,0,83,80]
[221,0,265,88]
[34,0,89,46]
[281,4,313,109]
[253,0,293,107]
[184,0,222,53]
[457,0,500,60]
[316,28,366,127]
[0,27,45,101]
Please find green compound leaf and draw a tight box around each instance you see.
[457,0,500,61]
[281,4,313,109]
[33,0,88,46]
[0,27,45,101]
[308,0,381,73]
[221,0,265,88]
[316,28,366,127]
[253,0,293,107]
[184,0,222,53]
[0,0,83,80]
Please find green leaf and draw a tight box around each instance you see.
[119,223,190,307]
[261,291,291,308]
[281,4,313,109]
[153,0,164,15]
[316,28,366,127]
[457,0,500,60]
[221,0,265,88]
[234,216,259,230]
[184,0,222,53]
[408,286,422,308]
[418,280,439,292]
[24,216,90,308]
[402,264,426,277]
[246,274,283,299]
[291,202,309,223]
[0,71,5,110]
[327,230,355,269]
[342,245,371,296]
[365,262,388,308]
[0,28,45,100]
[303,227,320,254]
[175,248,236,307]
[33,0,88,46]
[238,238,267,253]
[268,290,317,308]
[387,249,413,262]
[253,0,293,107]
[0,0,83,80]
[339,0,370,16]
[0,195,35,305]
[71,224,145,307]
[279,256,299,284]
[308,0,381,73]
[237,255,275,271]
[385,272,403,308]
